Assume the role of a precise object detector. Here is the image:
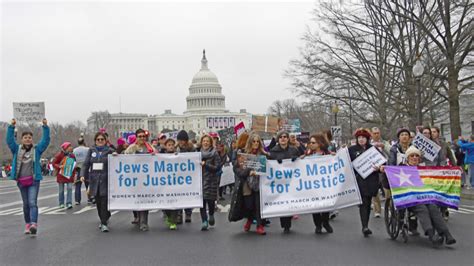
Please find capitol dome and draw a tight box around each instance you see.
[186,50,227,114]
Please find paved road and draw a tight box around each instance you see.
[0,176,473,266]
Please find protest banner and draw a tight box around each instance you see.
[281,119,301,133]
[218,127,235,148]
[260,148,362,218]
[108,152,203,210]
[412,133,441,162]
[13,102,45,124]
[234,122,245,137]
[297,132,310,144]
[352,146,387,179]
[59,157,76,179]
[165,131,179,140]
[251,115,279,133]
[220,165,235,187]
[238,153,267,174]
[385,166,461,210]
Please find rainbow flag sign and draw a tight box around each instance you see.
[385,166,461,210]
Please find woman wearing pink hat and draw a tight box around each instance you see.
[52,142,77,209]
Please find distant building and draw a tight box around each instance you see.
[87,50,252,136]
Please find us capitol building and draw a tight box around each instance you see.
[87,50,252,135]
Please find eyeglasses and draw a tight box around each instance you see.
[96,138,105,141]
[279,135,288,139]
[137,135,147,139]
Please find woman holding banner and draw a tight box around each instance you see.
[53,142,76,209]
[232,133,268,235]
[305,133,333,234]
[348,128,380,237]
[199,135,221,231]
[6,118,50,235]
[268,130,300,233]
[80,132,114,232]
[125,129,156,232]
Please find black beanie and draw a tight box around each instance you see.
[397,128,411,138]
[177,130,189,141]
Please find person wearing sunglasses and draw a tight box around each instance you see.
[268,130,300,233]
[124,128,155,231]
[80,132,114,232]
[304,133,333,234]
[6,118,50,236]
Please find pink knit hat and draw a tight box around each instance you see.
[127,135,136,144]
[61,142,72,151]
[117,137,126,146]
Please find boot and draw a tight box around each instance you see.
[444,232,456,245]
[244,218,252,232]
[256,225,266,235]
[362,227,372,237]
[315,226,322,234]
[323,222,333,233]
[176,211,183,225]
[427,229,443,247]
[185,213,192,223]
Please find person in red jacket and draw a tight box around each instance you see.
[53,142,76,209]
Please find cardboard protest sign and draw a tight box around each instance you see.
[352,146,387,179]
[218,127,235,148]
[260,148,361,218]
[251,115,280,133]
[108,153,203,210]
[234,122,245,137]
[412,133,441,162]
[13,102,45,123]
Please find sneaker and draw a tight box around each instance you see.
[66,204,73,209]
[185,213,192,223]
[169,224,177,230]
[139,224,149,232]
[374,213,381,218]
[362,227,372,237]
[330,211,339,220]
[209,215,215,226]
[29,223,37,235]
[100,224,109,232]
[409,229,420,236]
[24,224,31,235]
[445,232,456,245]
[75,202,80,205]
[59,204,65,208]
[201,221,209,231]
[244,219,252,232]
[131,218,139,225]
[256,225,266,235]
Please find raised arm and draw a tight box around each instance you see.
[6,119,19,154]
[36,119,50,154]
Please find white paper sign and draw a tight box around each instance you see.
[13,102,45,123]
[331,126,342,137]
[219,165,235,187]
[352,146,387,179]
[260,148,362,219]
[412,133,441,162]
[108,153,203,211]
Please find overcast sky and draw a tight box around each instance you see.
[1,0,317,124]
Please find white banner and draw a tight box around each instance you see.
[352,146,387,179]
[108,153,203,211]
[412,133,441,162]
[219,165,235,187]
[13,102,45,123]
[260,148,362,218]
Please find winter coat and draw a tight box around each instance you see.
[201,147,221,201]
[458,140,474,164]
[388,142,412,166]
[53,151,76,183]
[268,144,300,161]
[6,125,50,181]
[81,145,114,197]
[177,142,196,153]
[348,144,380,198]
[433,139,456,166]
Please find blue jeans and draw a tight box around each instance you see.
[58,183,72,205]
[469,164,474,187]
[18,181,40,224]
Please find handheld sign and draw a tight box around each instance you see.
[352,146,387,179]
[13,102,45,124]
[412,133,441,162]
[219,165,235,187]
[238,153,267,174]
[331,126,342,138]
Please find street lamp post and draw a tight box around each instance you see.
[413,57,424,126]
[331,101,339,126]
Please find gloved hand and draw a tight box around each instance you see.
[277,159,283,164]
[291,156,298,162]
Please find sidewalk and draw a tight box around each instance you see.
[461,187,474,200]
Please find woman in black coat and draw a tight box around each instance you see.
[348,128,381,237]
[80,132,114,232]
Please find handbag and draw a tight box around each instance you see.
[18,176,34,187]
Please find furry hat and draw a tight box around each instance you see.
[354,128,371,139]
[405,146,421,157]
